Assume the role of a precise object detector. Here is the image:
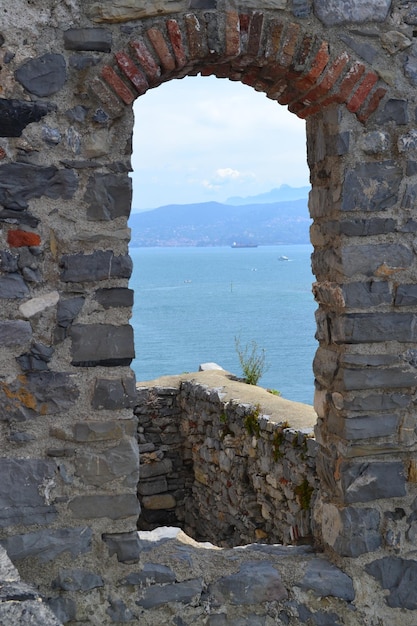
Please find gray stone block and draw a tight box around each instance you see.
[0,274,30,298]
[0,163,77,211]
[339,34,377,63]
[341,244,412,278]
[0,600,63,626]
[0,320,32,345]
[106,598,134,622]
[85,173,132,220]
[327,412,399,440]
[64,28,112,52]
[56,297,84,330]
[140,458,173,479]
[122,563,176,585]
[340,461,406,503]
[331,312,417,344]
[0,250,19,272]
[0,99,50,137]
[342,161,402,212]
[60,250,132,282]
[91,376,136,409]
[17,342,54,372]
[47,597,77,624]
[75,438,139,487]
[137,578,203,609]
[344,392,410,412]
[208,616,266,626]
[0,459,57,528]
[313,0,391,25]
[0,372,79,421]
[15,53,67,97]
[377,99,409,125]
[210,562,287,604]
[94,287,134,308]
[339,218,396,237]
[395,284,417,306]
[138,476,168,496]
[70,324,135,366]
[68,494,140,519]
[1,527,92,562]
[342,281,391,308]
[366,557,417,609]
[323,504,381,557]
[342,367,417,391]
[53,568,103,591]
[103,531,142,563]
[298,558,355,600]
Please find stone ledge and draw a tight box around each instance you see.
[136,367,317,430]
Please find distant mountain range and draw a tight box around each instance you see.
[129,185,311,247]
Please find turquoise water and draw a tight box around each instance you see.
[129,245,317,405]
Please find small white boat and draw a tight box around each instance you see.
[278,255,289,261]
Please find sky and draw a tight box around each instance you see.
[131,74,310,212]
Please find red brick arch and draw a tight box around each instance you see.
[89,11,387,124]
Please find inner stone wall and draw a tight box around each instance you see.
[2,0,417,624]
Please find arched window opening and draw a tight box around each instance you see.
[129,75,315,405]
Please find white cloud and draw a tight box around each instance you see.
[131,75,309,211]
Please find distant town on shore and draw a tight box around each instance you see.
[129,184,311,247]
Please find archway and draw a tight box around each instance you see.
[1,2,416,622]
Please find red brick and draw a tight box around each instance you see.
[89,76,124,118]
[295,52,349,106]
[293,34,314,69]
[247,12,264,57]
[101,65,135,105]
[346,71,378,113]
[239,13,250,34]
[130,39,161,84]
[0,147,6,160]
[225,11,241,58]
[147,27,176,72]
[293,41,330,92]
[241,69,268,92]
[115,52,148,96]
[333,61,365,104]
[277,82,303,106]
[185,14,208,59]
[291,94,337,118]
[166,19,187,68]
[265,19,284,59]
[357,87,387,124]
[8,230,41,248]
[201,63,231,79]
[279,22,301,68]
[265,78,287,101]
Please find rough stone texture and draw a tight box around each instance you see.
[2,527,92,562]
[0,99,50,137]
[2,2,417,624]
[313,0,391,25]
[0,459,57,528]
[60,251,132,282]
[70,324,135,366]
[136,371,318,546]
[0,163,77,210]
[85,173,132,220]
[15,54,67,97]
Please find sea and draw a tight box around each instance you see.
[129,244,318,406]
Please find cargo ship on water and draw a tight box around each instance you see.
[231,242,258,248]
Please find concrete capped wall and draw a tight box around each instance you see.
[2,0,417,623]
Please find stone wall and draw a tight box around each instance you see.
[3,0,417,623]
[135,370,319,547]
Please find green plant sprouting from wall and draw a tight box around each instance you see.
[294,478,314,510]
[235,336,269,385]
[244,404,261,438]
[272,421,290,461]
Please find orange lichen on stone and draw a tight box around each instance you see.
[7,229,41,248]
[1,380,37,411]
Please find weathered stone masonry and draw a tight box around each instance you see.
[3,0,417,623]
